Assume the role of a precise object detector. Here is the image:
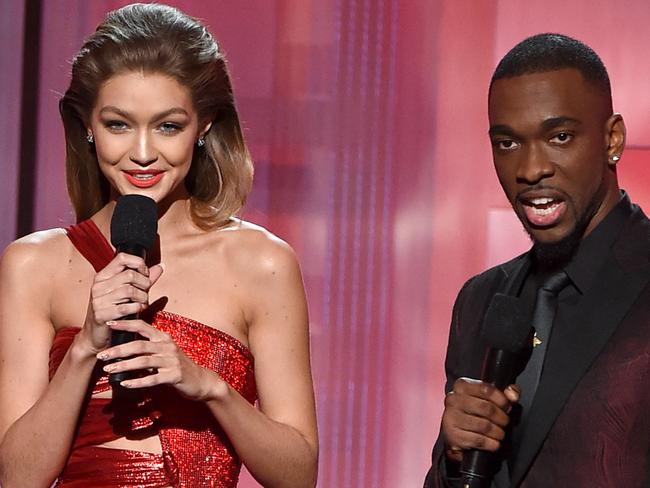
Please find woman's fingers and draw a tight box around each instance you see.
[98,332,182,391]
[97,321,169,357]
[90,301,145,325]
[120,375,161,389]
[83,254,162,352]
[107,319,150,333]
[98,284,148,305]
[88,259,164,326]
[102,350,161,372]
[107,319,167,340]
[95,253,148,281]
[93,270,152,298]
[148,263,164,286]
[95,322,211,400]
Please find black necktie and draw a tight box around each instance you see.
[506,271,571,476]
[516,270,571,418]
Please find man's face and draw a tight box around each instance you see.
[488,68,621,247]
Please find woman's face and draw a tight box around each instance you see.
[89,71,209,204]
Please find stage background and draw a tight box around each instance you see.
[1,1,649,486]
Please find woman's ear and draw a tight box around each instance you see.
[199,121,213,139]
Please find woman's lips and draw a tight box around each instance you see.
[521,197,567,227]
[123,170,164,188]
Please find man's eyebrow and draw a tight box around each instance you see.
[488,117,582,137]
[540,116,581,131]
[488,124,514,137]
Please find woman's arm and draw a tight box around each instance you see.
[0,237,97,487]
[101,233,318,487]
[0,236,162,487]
[208,238,318,487]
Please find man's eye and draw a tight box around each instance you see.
[494,139,519,151]
[551,132,572,143]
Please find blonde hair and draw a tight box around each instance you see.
[59,3,253,228]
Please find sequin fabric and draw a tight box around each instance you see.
[50,220,258,487]
[54,446,169,488]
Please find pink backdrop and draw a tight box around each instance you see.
[1,1,649,487]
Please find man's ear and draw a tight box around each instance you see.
[606,113,626,166]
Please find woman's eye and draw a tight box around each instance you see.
[551,132,572,144]
[105,120,128,131]
[159,122,182,133]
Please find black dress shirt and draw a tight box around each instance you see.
[501,191,633,483]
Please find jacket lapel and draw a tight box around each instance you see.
[499,253,531,296]
[510,210,650,486]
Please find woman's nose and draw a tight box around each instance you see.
[129,131,158,165]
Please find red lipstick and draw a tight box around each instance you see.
[123,170,164,188]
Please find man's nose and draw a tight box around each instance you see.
[129,131,158,165]
[516,144,554,184]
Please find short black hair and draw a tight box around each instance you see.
[491,33,611,101]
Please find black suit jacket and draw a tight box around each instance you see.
[425,203,650,488]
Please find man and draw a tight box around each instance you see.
[424,33,649,487]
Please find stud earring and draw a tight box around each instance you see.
[86,133,94,144]
[197,137,205,147]
[611,155,620,162]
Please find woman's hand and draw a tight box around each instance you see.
[97,320,226,402]
[77,253,164,356]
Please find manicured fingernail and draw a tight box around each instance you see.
[121,381,133,388]
[103,364,115,372]
[97,352,109,360]
[106,321,117,326]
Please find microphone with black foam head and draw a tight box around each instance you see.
[460,293,531,488]
[108,194,158,386]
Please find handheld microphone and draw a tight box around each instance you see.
[108,194,158,386]
[460,293,531,488]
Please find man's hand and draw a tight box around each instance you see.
[441,377,520,462]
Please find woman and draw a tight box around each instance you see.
[0,3,317,487]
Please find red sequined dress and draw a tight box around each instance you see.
[50,219,257,487]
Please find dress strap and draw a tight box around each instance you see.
[65,220,114,272]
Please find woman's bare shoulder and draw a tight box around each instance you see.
[1,228,71,276]
[217,219,300,278]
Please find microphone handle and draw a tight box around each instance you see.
[460,348,518,485]
[108,313,138,385]
[108,243,147,386]
[460,451,496,488]
[481,348,518,390]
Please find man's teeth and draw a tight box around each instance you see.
[532,206,557,215]
[524,197,562,215]
[530,197,554,205]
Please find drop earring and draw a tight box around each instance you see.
[611,155,620,162]
[86,133,94,144]
[197,137,205,147]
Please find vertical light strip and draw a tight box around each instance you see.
[342,0,371,483]
[319,0,398,485]
[357,0,384,484]
[319,0,344,484]
[16,0,43,236]
[329,0,356,484]
[371,0,398,485]
[0,0,26,248]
